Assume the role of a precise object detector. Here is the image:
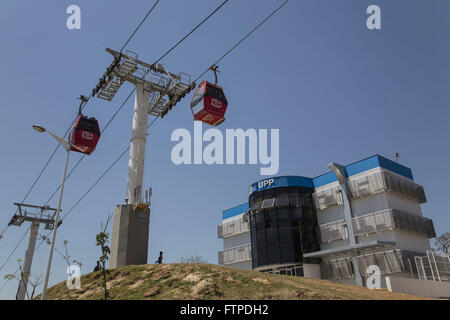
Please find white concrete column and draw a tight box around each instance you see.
[17,221,39,300]
[126,83,150,204]
[329,162,363,287]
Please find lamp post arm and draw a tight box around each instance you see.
[44,129,71,152]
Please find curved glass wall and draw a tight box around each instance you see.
[249,186,320,271]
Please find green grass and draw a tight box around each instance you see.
[36,263,430,300]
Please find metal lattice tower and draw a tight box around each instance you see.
[99,48,194,120]
[93,49,195,268]
[8,203,61,300]
[96,48,195,203]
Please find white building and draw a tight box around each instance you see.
[218,154,437,288]
[218,203,252,270]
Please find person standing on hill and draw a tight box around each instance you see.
[155,251,163,264]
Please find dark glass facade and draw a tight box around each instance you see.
[249,186,320,271]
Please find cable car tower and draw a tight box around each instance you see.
[94,48,195,268]
[8,203,60,300]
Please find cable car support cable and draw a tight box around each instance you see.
[195,0,289,82]
[153,0,231,65]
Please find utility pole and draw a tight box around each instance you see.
[8,203,61,300]
[93,48,195,268]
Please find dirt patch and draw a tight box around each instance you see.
[192,279,211,295]
[79,287,99,299]
[129,279,145,289]
[183,273,203,283]
[252,278,271,285]
[221,275,242,285]
[192,279,223,298]
[106,277,125,290]
[144,285,161,298]
[151,271,171,281]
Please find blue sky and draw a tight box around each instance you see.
[0,0,449,299]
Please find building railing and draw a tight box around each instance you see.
[218,217,249,239]
[322,249,419,281]
[319,209,436,244]
[218,244,252,265]
[312,185,343,211]
[415,250,450,282]
[319,220,347,243]
[352,209,396,237]
[313,170,427,211]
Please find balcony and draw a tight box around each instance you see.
[322,249,419,281]
[352,209,395,236]
[320,219,347,243]
[312,185,342,211]
[313,170,427,212]
[352,209,435,238]
[218,218,249,239]
[319,209,436,244]
[218,244,252,265]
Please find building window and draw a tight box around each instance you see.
[249,186,320,271]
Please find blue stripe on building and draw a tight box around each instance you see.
[222,203,249,220]
[312,154,413,188]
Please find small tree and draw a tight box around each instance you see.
[38,234,51,245]
[4,259,42,300]
[96,213,113,300]
[41,237,83,276]
[4,259,28,300]
[55,240,83,270]
[28,274,43,300]
[434,232,450,255]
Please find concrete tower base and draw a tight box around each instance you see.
[109,204,150,269]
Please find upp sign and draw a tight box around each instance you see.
[258,178,274,190]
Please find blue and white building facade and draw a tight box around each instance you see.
[218,155,436,287]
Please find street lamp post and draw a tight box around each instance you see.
[32,125,74,300]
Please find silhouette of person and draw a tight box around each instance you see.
[94,261,101,272]
[155,251,163,264]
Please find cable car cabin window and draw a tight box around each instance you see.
[205,85,226,102]
[76,118,100,136]
[191,87,205,108]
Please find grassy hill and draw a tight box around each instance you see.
[39,263,428,300]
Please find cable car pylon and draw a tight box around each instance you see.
[92,48,195,268]
[7,203,61,300]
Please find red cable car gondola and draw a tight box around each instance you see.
[69,114,101,155]
[190,66,228,126]
[69,96,101,155]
